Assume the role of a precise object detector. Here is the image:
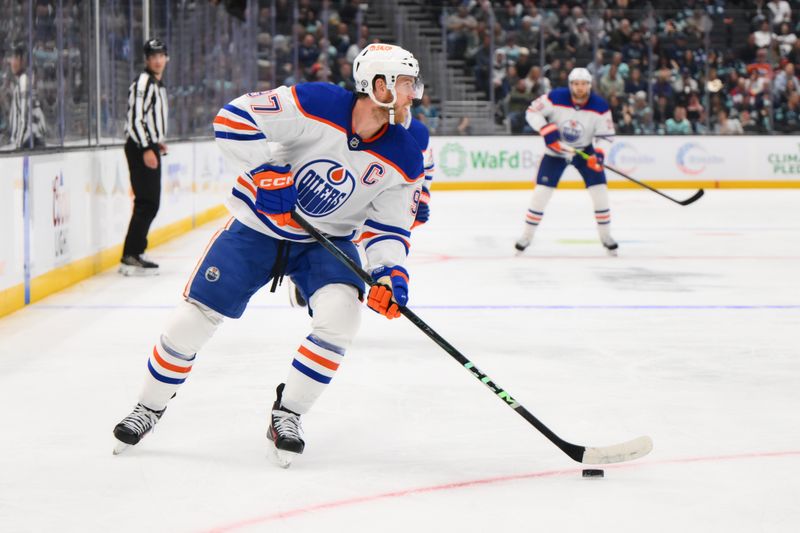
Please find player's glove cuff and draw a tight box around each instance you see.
[540,123,561,149]
[587,148,605,172]
[367,265,410,319]
[413,187,431,228]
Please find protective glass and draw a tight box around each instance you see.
[396,77,425,99]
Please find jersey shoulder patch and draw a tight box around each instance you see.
[369,126,424,182]
[292,83,355,131]
[406,118,430,151]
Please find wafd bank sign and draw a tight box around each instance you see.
[430,136,800,185]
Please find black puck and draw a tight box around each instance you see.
[582,469,604,478]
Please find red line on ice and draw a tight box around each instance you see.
[204,449,800,532]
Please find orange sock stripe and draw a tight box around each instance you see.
[298,345,340,371]
[152,346,192,374]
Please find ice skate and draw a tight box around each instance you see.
[119,255,159,276]
[514,223,537,255]
[602,237,619,256]
[112,403,166,454]
[267,383,305,468]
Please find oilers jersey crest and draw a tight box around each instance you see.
[526,87,615,157]
[213,83,424,269]
[295,160,356,216]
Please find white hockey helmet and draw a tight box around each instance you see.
[568,67,593,83]
[353,43,423,109]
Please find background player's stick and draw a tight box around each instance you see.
[291,210,653,465]
[575,149,704,206]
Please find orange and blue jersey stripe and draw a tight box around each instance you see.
[359,219,411,253]
[213,104,266,141]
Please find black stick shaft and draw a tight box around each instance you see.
[575,150,704,206]
[290,210,585,462]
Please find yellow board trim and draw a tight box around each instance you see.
[431,180,800,191]
[0,283,25,318]
[0,204,229,319]
[2,177,798,316]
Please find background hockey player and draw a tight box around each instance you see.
[515,67,618,255]
[113,43,425,467]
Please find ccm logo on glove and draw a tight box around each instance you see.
[253,167,294,190]
[252,163,297,227]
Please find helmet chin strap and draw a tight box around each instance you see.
[368,88,398,125]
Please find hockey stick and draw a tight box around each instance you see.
[575,149,704,206]
[291,210,653,465]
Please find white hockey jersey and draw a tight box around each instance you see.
[213,83,424,271]
[525,87,615,158]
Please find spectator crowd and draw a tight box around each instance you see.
[4,0,800,151]
[445,0,800,134]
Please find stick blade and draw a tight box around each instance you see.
[678,189,705,206]
[581,435,653,464]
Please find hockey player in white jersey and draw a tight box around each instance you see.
[515,67,618,254]
[112,43,425,467]
[288,110,434,308]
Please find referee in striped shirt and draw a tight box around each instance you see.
[120,38,169,276]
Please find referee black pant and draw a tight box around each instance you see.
[122,138,161,258]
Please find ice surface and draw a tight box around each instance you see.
[1,190,799,532]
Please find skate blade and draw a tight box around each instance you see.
[118,265,159,277]
[113,440,131,455]
[268,443,299,469]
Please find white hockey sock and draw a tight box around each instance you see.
[281,284,360,415]
[138,299,223,411]
[587,184,613,241]
[520,185,556,240]
[282,335,346,415]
